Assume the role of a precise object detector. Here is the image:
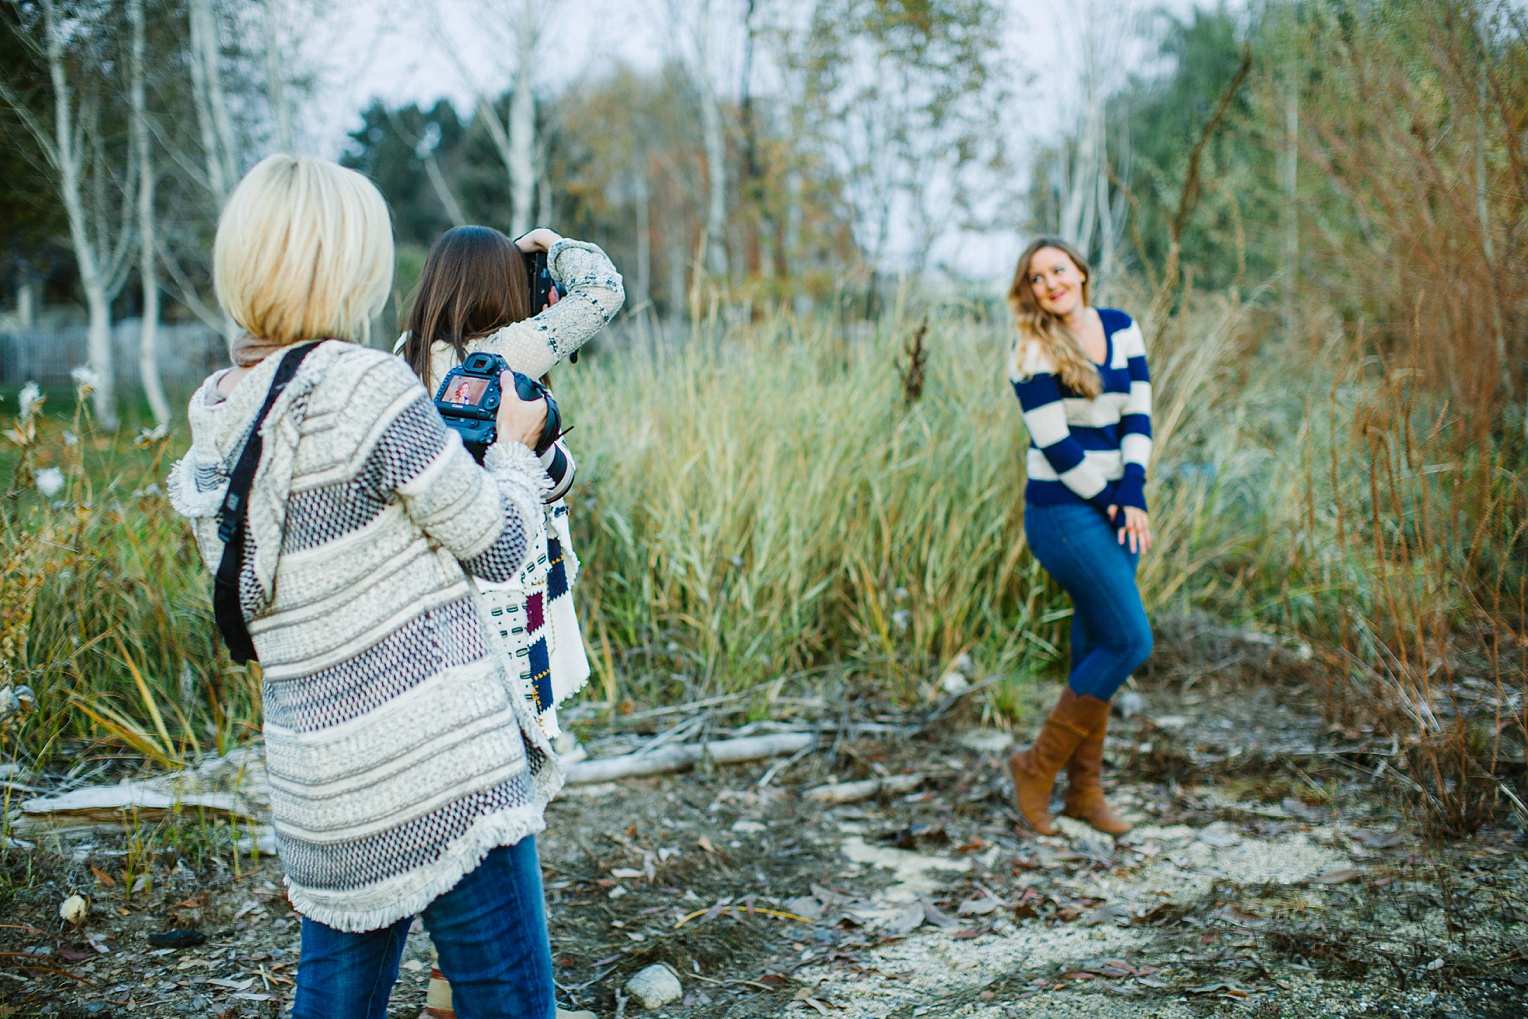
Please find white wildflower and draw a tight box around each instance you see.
[17,381,42,420]
[62,430,79,446]
[69,366,99,393]
[34,467,65,497]
[134,422,170,446]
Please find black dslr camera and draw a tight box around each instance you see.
[435,352,569,488]
[524,249,577,363]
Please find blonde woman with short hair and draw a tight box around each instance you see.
[169,155,562,1019]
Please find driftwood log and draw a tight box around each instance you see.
[564,732,816,785]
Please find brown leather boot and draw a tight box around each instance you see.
[1007,688,1102,835]
[1062,706,1132,835]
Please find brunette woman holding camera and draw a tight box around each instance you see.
[397,224,624,742]
[170,156,565,1019]
[1005,237,1153,838]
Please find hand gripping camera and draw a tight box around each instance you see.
[435,351,571,494]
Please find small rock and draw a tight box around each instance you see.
[939,671,970,695]
[59,894,88,925]
[731,820,767,833]
[782,896,824,921]
[625,963,683,1009]
[1113,690,1147,719]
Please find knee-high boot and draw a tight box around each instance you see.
[1007,688,1107,835]
[1062,708,1132,834]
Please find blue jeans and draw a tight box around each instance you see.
[292,837,554,1019]
[1024,501,1152,701]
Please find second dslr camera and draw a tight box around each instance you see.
[436,351,571,496]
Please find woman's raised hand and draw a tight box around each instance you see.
[1109,505,1153,554]
[514,228,563,253]
[494,371,548,450]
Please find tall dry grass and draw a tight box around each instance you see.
[0,381,260,778]
[559,290,1262,706]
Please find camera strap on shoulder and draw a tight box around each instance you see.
[213,342,321,664]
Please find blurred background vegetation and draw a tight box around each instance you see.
[2,0,1525,832]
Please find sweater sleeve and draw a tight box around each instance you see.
[463,239,625,379]
[1112,320,1152,512]
[365,382,547,584]
[1010,343,1117,512]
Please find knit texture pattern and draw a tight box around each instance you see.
[1007,308,1153,512]
[168,340,563,933]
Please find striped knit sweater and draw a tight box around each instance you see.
[1008,308,1153,513]
[168,339,561,933]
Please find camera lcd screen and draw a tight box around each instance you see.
[443,377,490,408]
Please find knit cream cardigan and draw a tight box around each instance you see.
[169,339,561,932]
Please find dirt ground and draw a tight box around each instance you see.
[4,629,1527,1019]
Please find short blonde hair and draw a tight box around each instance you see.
[214,155,393,345]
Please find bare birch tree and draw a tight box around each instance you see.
[428,0,543,234]
[0,0,136,429]
[1055,0,1133,284]
[129,0,170,429]
[264,0,293,153]
[696,0,729,278]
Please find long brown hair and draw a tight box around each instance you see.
[401,226,532,384]
[1007,236,1101,399]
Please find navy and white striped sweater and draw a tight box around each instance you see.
[1008,307,1153,513]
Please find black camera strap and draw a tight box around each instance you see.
[213,342,320,664]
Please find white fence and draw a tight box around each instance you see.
[0,319,226,390]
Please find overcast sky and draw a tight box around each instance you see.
[287,0,1214,281]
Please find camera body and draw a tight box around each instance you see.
[436,352,564,479]
[524,249,577,363]
[523,250,564,313]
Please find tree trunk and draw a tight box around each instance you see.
[42,0,117,429]
[130,0,170,428]
[698,0,729,279]
[264,0,293,153]
[634,163,652,312]
[83,282,117,429]
[191,0,237,198]
[509,0,536,235]
[1282,20,1299,340]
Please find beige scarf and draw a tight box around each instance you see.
[230,332,306,367]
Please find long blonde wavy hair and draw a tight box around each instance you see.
[1007,236,1102,399]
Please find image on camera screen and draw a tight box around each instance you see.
[443,377,490,407]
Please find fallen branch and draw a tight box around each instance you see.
[563,733,816,785]
[803,773,924,805]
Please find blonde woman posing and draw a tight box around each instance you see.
[1005,237,1153,837]
[170,156,563,1018]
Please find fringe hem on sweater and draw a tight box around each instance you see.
[283,798,553,933]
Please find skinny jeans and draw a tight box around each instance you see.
[291,837,554,1019]
[1024,501,1153,701]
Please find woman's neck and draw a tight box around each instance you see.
[1057,304,1090,332]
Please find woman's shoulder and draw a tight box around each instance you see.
[1097,308,1146,351]
[310,340,427,405]
[1008,334,1056,381]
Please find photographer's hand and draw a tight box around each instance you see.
[514,228,563,253]
[494,371,548,450]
